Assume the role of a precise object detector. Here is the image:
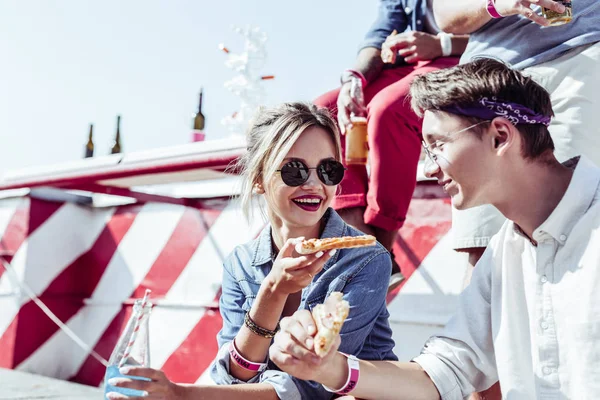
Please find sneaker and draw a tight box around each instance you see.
[388,272,405,293]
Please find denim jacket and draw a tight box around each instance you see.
[210,208,397,399]
[360,0,427,51]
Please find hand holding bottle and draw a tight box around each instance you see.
[106,366,184,400]
[337,80,367,135]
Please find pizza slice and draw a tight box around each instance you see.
[296,235,376,255]
[312,292,350,356]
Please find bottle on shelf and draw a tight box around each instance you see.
[191,88,206,142]
[84,123,94,158]
[111,115,122,154]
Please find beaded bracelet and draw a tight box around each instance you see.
[244,312,279,339]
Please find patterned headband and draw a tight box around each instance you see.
[442,97,551,127]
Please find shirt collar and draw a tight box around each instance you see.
[532,156,600,244]
[251,208,346,268]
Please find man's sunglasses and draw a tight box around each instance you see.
[276,159,346,187]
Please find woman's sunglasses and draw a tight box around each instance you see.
[276,159,346,187]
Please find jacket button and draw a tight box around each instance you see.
[405,6,412,13]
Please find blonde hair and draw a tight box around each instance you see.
[235,102,342,222]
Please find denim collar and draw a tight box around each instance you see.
[251,208,347,268]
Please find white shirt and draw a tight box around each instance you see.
[414,156,600,399]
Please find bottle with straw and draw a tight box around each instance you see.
[104,289,153,398]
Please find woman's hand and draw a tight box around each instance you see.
[492,0,566,26]
[382,31,443,64]
[269,309,341,382]
[106,367,184,400]
[265,238,335,296]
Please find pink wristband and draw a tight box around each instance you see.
[323,354,360,395]
[486,0,504,18]
[228,340,267,372]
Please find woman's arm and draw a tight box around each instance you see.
[108,368,280,400]
[214,239,333,383]
[229,279,288,381]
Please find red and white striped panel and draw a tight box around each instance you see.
[0,187,458,387]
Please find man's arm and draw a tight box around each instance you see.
[352,47,384,84]
[337,47,383,133]
[433,0,568,34]
[450,35,470,56]
[324,353,440,400]
[270,327,440,400]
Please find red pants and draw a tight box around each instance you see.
[314,57,459,231]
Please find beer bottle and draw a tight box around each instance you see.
[191,88,206,142]
[84,123,94,158]
[111,115,122,154]
[345,77,369,165]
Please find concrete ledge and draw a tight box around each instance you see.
[0,368,102,399]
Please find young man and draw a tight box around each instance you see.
[432,0,600,277]
[269,58,600,399]
[432,3,600,396]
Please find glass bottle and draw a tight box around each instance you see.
[191,88,206,142]
[345,77,369,165]
[111,115,122,154]
[84,124,94,158]
[103,300,152,398]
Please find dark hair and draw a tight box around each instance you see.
[410,58,555,160]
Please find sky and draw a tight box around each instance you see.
[0,0,376,173]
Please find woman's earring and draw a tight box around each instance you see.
[253,183,265,194]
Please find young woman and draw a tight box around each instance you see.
[106,102,396,400]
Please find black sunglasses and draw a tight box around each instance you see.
[276,159,346,187]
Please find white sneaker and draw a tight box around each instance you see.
[388,272,405,293]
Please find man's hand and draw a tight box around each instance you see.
[336,82,366,135]
[382,31,443,64]
[492,0,567,26]
[270,309,341,382]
